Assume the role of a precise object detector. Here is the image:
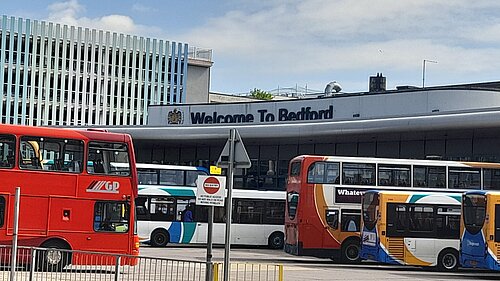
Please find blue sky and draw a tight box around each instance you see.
[5,0,500,94]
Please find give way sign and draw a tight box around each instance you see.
[196,175,226,206]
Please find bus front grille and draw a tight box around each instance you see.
[387,238,405,261]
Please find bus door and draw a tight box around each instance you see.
[495,204,500,250]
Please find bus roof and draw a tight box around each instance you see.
[0,124,131,143]
[290,155,500,169]
[136,163,208,172]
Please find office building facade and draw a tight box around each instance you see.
[0,15,204,126]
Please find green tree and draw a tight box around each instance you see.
[250,88,273,100]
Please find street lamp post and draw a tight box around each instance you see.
[422,59,438,88]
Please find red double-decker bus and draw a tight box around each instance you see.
[0,124,139,269]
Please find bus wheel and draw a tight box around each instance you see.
[38,240,71,271]
[268,232,285,249]
[151,229,170,247]
[341,239,360,263]
[437,249,459,271]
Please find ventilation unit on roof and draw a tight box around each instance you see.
[369,73,386,92]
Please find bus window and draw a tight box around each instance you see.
[484,169,500,190]
[186,170,206,187]
[463,194,486,235]
[149,197,176,221]
[326,210,339,229]
[342,163,375,185]
[362,192,379,231]
[496,205,500,242]
[413,166,445,188]
[88,142,130,176]
[435,206,460,239]
[233,199,265,224]
[341,209,360,232]
[159,170,184,186]
[378,164,410,187]
[290,161,301,177]
[0,196,5,227]
[308,162,325,183]
[386,204,407,237]
[138,169,158,185]
[264,200,285,225]
[94,201,130,233]
[0,135,15,169]
[135,197,150,221]
[287,192,299,220]
[408,205,434,234]
[448,168,480,189]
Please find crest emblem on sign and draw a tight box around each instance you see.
[167,109,183,124]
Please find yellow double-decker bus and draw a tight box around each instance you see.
[360,190,462,271]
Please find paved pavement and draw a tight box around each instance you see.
[140,245,500,281]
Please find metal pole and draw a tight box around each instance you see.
[422,60,426,88]
[205,206,214,281]
[223,128,236,281]
[10,187,20,281]
[422,59,437,88]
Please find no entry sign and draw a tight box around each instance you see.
[196,175,226,206]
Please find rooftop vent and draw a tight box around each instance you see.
[369,73,386,92]
[324,81,342,96]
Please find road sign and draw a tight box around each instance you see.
[210,165,222,175]
[196,175,226,206]
[217,129,251,168]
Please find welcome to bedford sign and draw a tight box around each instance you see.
[148,98,336,126]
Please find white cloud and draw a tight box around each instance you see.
[46,0,161,37]
[178,0,500,91]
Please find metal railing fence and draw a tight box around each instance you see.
[0,245,284,281]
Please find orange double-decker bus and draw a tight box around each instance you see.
[0,124,139,269]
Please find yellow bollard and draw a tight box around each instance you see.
[278,264,284,281]
[213,263,220,281]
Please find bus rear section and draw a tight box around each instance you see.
[284,155,361,262]
[361,190,461,271]
[461,191,500,270]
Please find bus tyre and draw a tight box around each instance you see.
[151,229,170,247]
[37,240,71,272]
[437,249,459,271]
[341,239,360,263]
[268,232,285,249]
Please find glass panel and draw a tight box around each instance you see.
[19,136,83,173]
[307,162,325,183]
[0,135,15,169]
[149,197,176,221]
[342,163,375,186]
[94,201,130,233]
[0,196,5,227]
[138,169,158,185]
[233,199,265,224]
[290,161,301,177]
[484,169,500,190]
[413,166,445,188]
[159,170,184,186]
[362,192,379,230]
[448,168,480,189]
[387,204,407,237]
[326,210,339,229]
[88,142,130,176]
[341,209,360,232]
[186,170,208,187]
[463,194,486,235]
[287,192,299,220]
[264,200,285,225]
[378,164,410,187]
